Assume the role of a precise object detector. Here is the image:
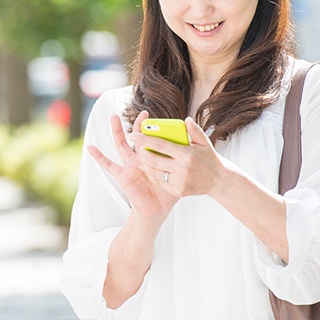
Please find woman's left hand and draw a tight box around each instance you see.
[129,117,228,199]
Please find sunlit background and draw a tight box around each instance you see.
[0,0,319,319]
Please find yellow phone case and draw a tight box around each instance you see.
[141,119,189,156]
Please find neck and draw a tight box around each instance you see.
[189,50,239,85]
[187,50,240,119]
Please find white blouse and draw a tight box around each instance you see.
[61,60,320,320]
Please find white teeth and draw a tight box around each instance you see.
[193,22,220,32]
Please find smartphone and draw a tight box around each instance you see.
[141,118,189,156]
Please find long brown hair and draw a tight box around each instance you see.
[123,0,295,144]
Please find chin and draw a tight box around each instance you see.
[194,47,222,57]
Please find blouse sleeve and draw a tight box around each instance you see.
[60,88,149,319]
[254,63,320,304]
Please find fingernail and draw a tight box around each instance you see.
[185,117,195,128]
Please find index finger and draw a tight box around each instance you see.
[129,133,188,159]
[111,114,133,161]
[87,145,122,178]
[133,110,149,133]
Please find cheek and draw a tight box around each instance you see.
[159,0,188,24]
[159,0,182,19]
[228,0,258,21]
[229,1,258,34]
[159,0,187,10]
[159,9,186,39]
[241,0,259,24]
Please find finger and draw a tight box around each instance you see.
[87,145,122,178]
[111,114,134,161]
[133,110,149,133]
[140,162,173,184]
[130,133,186,159]
[138,146,175,172]
[185,117,211,146]
[131,111,149,153]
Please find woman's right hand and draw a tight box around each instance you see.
[87,112,179,224]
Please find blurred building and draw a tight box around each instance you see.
[27,31,129,131]
[80,31,129,129]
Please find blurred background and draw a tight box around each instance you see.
[0,0,319,319]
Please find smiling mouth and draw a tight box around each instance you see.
[192,22,223,32]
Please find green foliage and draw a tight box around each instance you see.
[0,122,69,179]
[0,0,140,61]
[28,137,83,225]
[0,122,83,225]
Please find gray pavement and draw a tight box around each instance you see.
[0,177,78,319]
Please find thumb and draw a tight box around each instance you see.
[185,117,210,146]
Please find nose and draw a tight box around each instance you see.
[188,0,215,20]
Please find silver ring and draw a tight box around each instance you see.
[162,171,169,183]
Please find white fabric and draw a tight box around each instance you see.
[61,60,320,320]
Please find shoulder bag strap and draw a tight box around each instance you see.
[271,61,320,320]
[278,62,315,195]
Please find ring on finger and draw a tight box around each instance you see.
[162,171,169,183]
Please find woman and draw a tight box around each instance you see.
[61,0,320,319]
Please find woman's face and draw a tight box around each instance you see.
[158,0,259,61]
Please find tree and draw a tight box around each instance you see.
[0,0,140,136]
